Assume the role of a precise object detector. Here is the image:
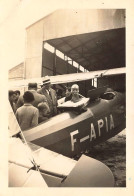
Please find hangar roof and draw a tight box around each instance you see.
[47,27,125,71]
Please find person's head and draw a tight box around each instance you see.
[65,87,71,97]
[71,84,79,96]
[15,90,20,96]
[28,83,37,91]
[9,90,17,102]
[42,76,51,90]
[105,87,114,93]
[38,102,50,117]
[57,89,63,99]
[23,91,34,103]
[14,90,20,101]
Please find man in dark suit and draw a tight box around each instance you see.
[16,83,47,109]
[37,76,57,117]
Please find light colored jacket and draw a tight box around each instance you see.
[15,104,39,131]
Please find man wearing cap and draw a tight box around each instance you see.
[37,76,57,117]
[16,83,47,109]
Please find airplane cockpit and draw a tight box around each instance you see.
[57,86,116,114]
[87,86,116,101]
[58,96,90,114]
[100,91,116,100]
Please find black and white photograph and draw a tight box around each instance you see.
[0,0,134,196]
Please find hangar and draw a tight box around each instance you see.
[23,9,125,95]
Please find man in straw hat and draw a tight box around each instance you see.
[37,76,57,117]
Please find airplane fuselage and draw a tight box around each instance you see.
[24,92,125,157]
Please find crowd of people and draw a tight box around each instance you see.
[9,76,58,131]
[9,75,85,131]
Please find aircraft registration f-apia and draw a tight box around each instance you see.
[9,67,126,158]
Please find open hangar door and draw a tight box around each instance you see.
[42,46,92,96]
[41,27,125,96]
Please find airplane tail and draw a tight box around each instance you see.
[60,154,114,187]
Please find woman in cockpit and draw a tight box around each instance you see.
[70,84,83,103]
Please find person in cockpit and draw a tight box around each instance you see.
[57,84,89,114]
[58,84,84,105]
[70,84,83,103]
[64,84,83,102]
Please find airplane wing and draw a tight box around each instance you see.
[9,136,114,187]
[50,67,125,84]
[8,67,125,88]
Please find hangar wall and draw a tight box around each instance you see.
[26,19,44,78]
[25,9,125,79]
[43,9,125,41]
[9,63,24,81]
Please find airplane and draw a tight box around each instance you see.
[8,67,126,159]
[9,101,115,187]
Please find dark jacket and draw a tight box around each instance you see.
[37,87,57,116]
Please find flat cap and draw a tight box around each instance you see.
[28,83,37,88]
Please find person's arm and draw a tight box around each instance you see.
[42,95,47,102]
[58,97,65,105]
[31,109,39,127]
[15,110,19,124]
[16,96,23,109]
[54,91,58,106]
[37,89,42,94]
[79,93,85,98]
[53,90,58,114]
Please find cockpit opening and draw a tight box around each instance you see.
[100,92,116,100]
